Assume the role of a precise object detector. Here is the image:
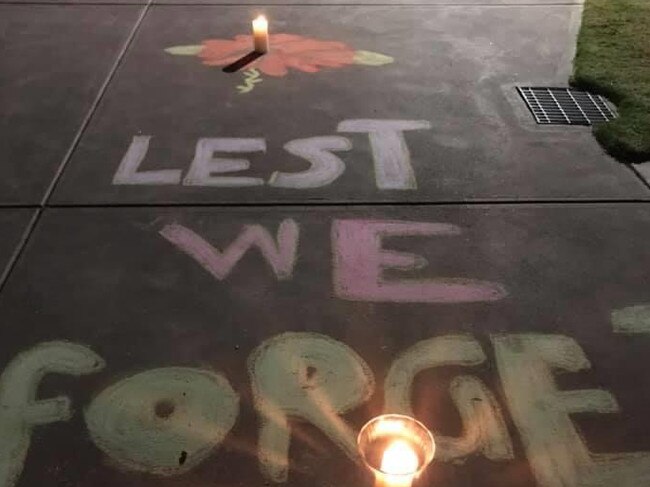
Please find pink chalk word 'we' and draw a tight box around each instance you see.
[160,218,507,304]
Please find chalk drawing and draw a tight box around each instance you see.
[332,219,507,303]
[3,331,648,485]
[337,119,431,190]
[236,69,263,94]
[269,136,352,189]
[165,35,393,94]
[0,342,104,487]
[112,119,431,190]
[183,138,266,187]
[113,136,182,185]
[160,219,299,281]
[493,334,650,487]
[446,376,514,461]
[85,367,239,476]
[247,332,375,482]
[612,305,650,334]
[384,335,513,462]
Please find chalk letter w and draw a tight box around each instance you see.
[160,220,299,280]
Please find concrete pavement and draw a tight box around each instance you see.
[1,1,649,486]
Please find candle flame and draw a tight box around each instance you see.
[253,15,268,30]
[251,14,269,53]
[381,440,419,476]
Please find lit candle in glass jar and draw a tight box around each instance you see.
[358,414,435,487]
[380,440,420,486]
[252,15,269,53]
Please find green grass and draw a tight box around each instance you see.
[571,0,650,163]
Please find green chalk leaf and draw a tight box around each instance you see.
[164,45,203,56]
[353,50,394,66]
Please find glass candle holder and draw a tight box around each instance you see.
[357,414,435,487]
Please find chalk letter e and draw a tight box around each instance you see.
[493,334,650,487]
[332,220,506,303]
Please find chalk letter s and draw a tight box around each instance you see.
[269,136,352,189]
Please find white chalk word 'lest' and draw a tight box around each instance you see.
[112,119,431,190]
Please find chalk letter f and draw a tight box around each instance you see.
[0,342,104,487]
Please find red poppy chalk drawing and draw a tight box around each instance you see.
[165,34,394,94]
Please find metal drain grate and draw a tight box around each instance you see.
[517,87,617,125]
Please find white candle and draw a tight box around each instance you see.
[252,15,269,53]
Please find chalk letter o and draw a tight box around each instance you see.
[85,367,239,476]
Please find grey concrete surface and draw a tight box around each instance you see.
[0,5,143,205]
[2,1,650,487]
[633,163,650,186]
[0,0,586,5]
[0,209,34,281]
[50,5,647,205]
[154,0,586,5]
[1,205,650,486]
